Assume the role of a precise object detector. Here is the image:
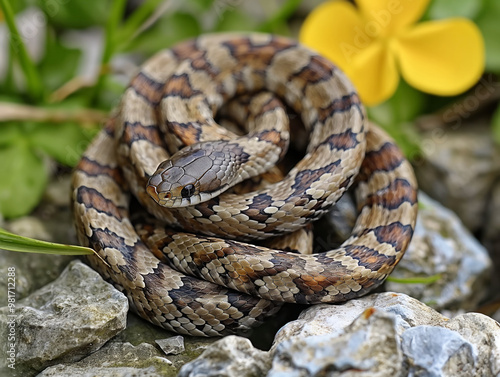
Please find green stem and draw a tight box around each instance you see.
[0,0,44,102]
[91,0,127,106]
[4,33,15,93]
[257,0,302,33]
[386,274,442,285]
[118,0,164,47]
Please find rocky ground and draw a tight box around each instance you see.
[1,118,500,376]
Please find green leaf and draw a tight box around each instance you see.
[427,0,483,19]
[38,31,82,92]
[125,12,201,55]
[0,227,93,255]
[476,0,500,73]
[29,121,97,166]
[0,127,48,218]
[492,104,500,145]
[0,121,22,146]
[38,0,112,29]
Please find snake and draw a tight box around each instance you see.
[71,33,418,337]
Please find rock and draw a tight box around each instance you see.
[38,312,217,376]
[0,260,128,376]
[269,309,404,377]
[402,313,500,377]
[178,335,271,377]
[0,251,74,305]
[7,216,54,241]
[444,313,500,376]
[0,216,75,304]
[43,174,73,208]
[482,180,500,292]
[271,292,500,377]
[38,342,175,377]
[0,178,80,305]
[402,326,477,377]
[112,311,216,371]
[156,335,185,355]
[387,192,492,311]
[414,123,500,232]
[272,293,446,350]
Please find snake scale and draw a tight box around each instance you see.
[71,33,418,337]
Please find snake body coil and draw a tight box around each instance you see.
[71,33,418,337]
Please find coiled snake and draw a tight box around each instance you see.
[71,33,418,337]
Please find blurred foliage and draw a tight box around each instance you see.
[0,0,302,218]
[0,0,498,219]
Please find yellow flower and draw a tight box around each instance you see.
[299,0,485,106]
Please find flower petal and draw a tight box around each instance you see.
[349,41,399,106]
[357,0,431,36]
[394,18,485,95]
[299,0,370,71]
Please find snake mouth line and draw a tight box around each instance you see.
[146,185,161,204]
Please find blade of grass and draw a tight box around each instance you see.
[118,0,165,46]
[5,32,16,93]
[0,0,44,102]
[386,274,442,285]
[0,228,110,267]
[91,0,127,106]
[0,227,92,255]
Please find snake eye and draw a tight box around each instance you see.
[180,184,195,198]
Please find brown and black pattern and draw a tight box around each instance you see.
[72,33,418,336]
[72,124,282,337]
[130,71,165,106]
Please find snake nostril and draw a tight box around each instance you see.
[146,185,160,203]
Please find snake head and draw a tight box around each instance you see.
[146,142,229,207]
[147,158,202,207]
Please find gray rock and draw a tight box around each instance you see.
[0,176,81,306]
[178,335,271,377]
[156,335,185,355]
[483,180,500,290]
[112,311,216,371]
[387,192,492,311]
[37,342,175,377]
[0,215,75,304]
[272,293,447,350]
[444,313,500,376]
[414,123,500,232]
[37,312,216,376]
[269,309,404,377]
[0,251,74,305]
[0,260,128,375]
[271,293,500,377]
[402,326,477,376]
